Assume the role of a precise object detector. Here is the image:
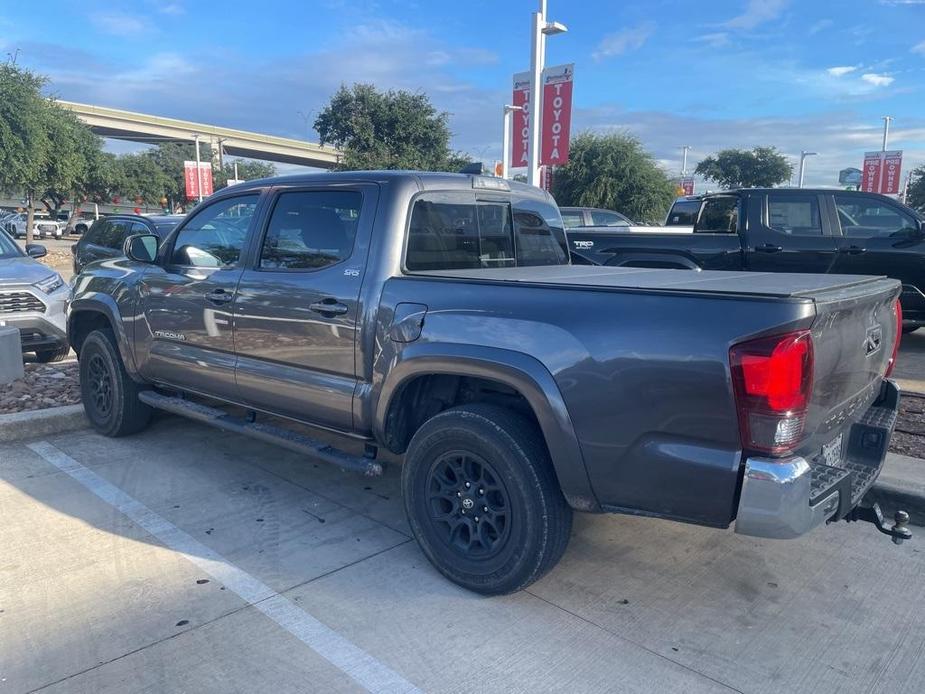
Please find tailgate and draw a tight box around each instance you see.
[801,276,901,453]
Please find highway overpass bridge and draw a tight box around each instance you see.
[58,101,341,169]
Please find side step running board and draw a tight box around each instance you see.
[138,391,382,477]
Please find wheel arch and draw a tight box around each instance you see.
[375,343,600,511]
[68,295,143,381]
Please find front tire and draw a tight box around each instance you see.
[402,403,572,595]
[79,329,152,437]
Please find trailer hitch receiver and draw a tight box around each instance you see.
[845,503,912,545]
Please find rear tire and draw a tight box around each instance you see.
[79,329,152,437]
[402,403,572,595]
[35,346,69,363]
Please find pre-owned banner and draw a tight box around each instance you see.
[540,64,574,166]
[880,150,903,195]
[861,152,882,193]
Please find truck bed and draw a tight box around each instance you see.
[412,265,895,300]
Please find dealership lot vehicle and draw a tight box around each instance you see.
[0,232,69,361]
[71,213,183,275]
[568,189,925,332]
[69,171,908,595]
[2,421,924,693]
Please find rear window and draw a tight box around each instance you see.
[406,192,567,271]
[666,200,700,226]
[767,195,822,236]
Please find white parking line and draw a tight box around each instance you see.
[27,440,421,694]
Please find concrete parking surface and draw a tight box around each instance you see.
[2,416,924,694]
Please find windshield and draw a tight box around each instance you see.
[0,230,23,258]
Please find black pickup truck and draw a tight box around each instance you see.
[568,189,925,332]
[68,172,910,594]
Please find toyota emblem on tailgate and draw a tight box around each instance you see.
[864,325,883,356]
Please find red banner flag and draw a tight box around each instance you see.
[681,177,695,196]
[541,64,574,166]
[880,150,903,195]
[861,152,882,193]
[511,72,531,169]
[184,161,214,200]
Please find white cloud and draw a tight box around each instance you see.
[861,72,895,87]
[913,40,925,54]
[694,32,730,48]
[159,3,185,15]
[90,12,148,35]
[827,66,858,77]
[723,0,790,30]
[593,22,656,61]
[809,19,833,35]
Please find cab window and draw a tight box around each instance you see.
[834,196,919,238]
[170,195,258,267]
[767,195,823,236]
[694,197,739,234]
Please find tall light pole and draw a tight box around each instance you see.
[798,150,817,189]
[680,145,691,176]
[527,1,567,186]
[502,105,523,179]
[881,115,893,152]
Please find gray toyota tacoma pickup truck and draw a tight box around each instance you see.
[68,171,910,594]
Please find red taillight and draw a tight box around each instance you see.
[885,298,902,377]
[730,330,814,456]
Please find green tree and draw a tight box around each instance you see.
[695,146,792,189]
[114,153,177,207]
[214,159,276,188]
[907,165,925,214]
[551,132,676,224]
[0,64,53,241]
[314,83,470,171]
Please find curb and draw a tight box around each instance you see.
[0,404,88,444]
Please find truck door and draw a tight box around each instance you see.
[136,193,261,400]
[830,193,925,323]
[743,192,839,273]
[231,185,377,431]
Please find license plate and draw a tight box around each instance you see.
[822,433,844,467]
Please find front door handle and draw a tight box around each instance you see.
[205,289,233,304]
[755,243,783,253]
[310,299,349,316]
[839,245,867,255]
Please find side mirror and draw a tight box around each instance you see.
[25,243,47,259]
[124,233,159,263]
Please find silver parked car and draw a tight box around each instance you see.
[0,233,69,361]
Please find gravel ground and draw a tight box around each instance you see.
[0,361,80,415]
[37,249,74,279]
[892,393,925,458]
[2,361,924,459]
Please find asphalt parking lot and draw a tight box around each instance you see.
[2,416,924,694]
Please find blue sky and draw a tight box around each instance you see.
[1,0,924,187]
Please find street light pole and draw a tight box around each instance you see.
[526,1,567,187]
[502,105,523,180]
[680,145,691,176]
[882,116,893,152]
[798,150,817,189]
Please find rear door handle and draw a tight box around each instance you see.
[310,299,349,316]
[839,245,867,255]
[755,243,783,253]
[205,289,234,304]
